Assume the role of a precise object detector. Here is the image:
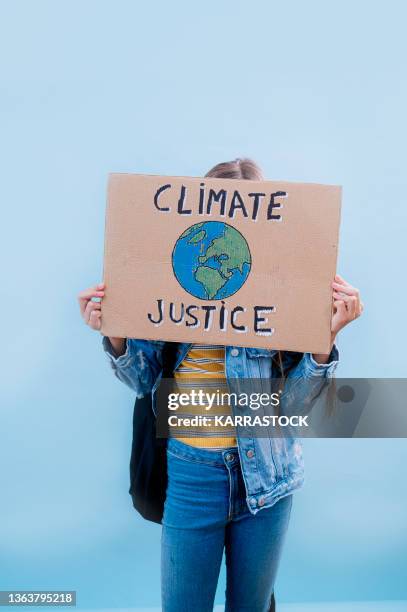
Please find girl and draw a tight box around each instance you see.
[78,158,363,612]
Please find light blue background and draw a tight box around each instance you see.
[1,0,406,608]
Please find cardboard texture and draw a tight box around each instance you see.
[101,173,341,353]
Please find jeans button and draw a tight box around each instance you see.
[230,348,239,357]
[249,498,257,508]
[225,453,234,462]
[246,449,254,458]
[258,497,265,507]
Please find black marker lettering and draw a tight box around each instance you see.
[198,183,206,215]
[267,191,286,220]
[201,305,216,330]
[254,306,275,335]
[177,185,192,215]
[186,304,199,327]
[148,299,164,325]
[169,302,185,324]
[228,190,248,218]
[220,300,227,331]
[231,306,247,332]
[248,192,265,220]
[154,184,172,212]
[207,189,227,216]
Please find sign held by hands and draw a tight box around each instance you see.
[101,173,341,353]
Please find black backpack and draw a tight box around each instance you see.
[128,341,179,524]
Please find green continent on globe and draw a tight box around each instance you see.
[179,223,204,240]
[198,225,251,279]
[188,229,206,244]
[194,266,227,300]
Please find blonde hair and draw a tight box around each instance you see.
[205,157,264,181]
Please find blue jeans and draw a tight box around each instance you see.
[161,438,293,612]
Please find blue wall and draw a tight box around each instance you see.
[1,0,406,607]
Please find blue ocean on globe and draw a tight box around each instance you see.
[172,221,251,300]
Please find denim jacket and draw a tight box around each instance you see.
[103,338,339,514]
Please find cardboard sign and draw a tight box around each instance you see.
[101,173,341,353]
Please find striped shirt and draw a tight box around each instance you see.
[171,344,237,449]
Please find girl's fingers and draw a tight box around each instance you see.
[334,298,346,311]
[77,285,105,315]
[333,291,360,306]
[89,309,102,330]
[347,296,357,320]
[334,274,350,286]
[78,295,104,317]
[332,281,360,297]
[83,300,101,324]
[84,301,101,316]
[356,300,364,317]
[332,300,347,330]
[332,275,364,333]
[334,293,360,319]
[78,287,105,302]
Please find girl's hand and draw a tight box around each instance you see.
[312,274,363,364]
[77,283,105,330]
[77,283,126,356]
[331,274,364,337]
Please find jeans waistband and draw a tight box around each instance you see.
[167,437,239,467]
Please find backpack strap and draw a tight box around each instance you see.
[161,342,180,378]
[155,342,179,442]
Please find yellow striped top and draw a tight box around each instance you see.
[171,344,237,449]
